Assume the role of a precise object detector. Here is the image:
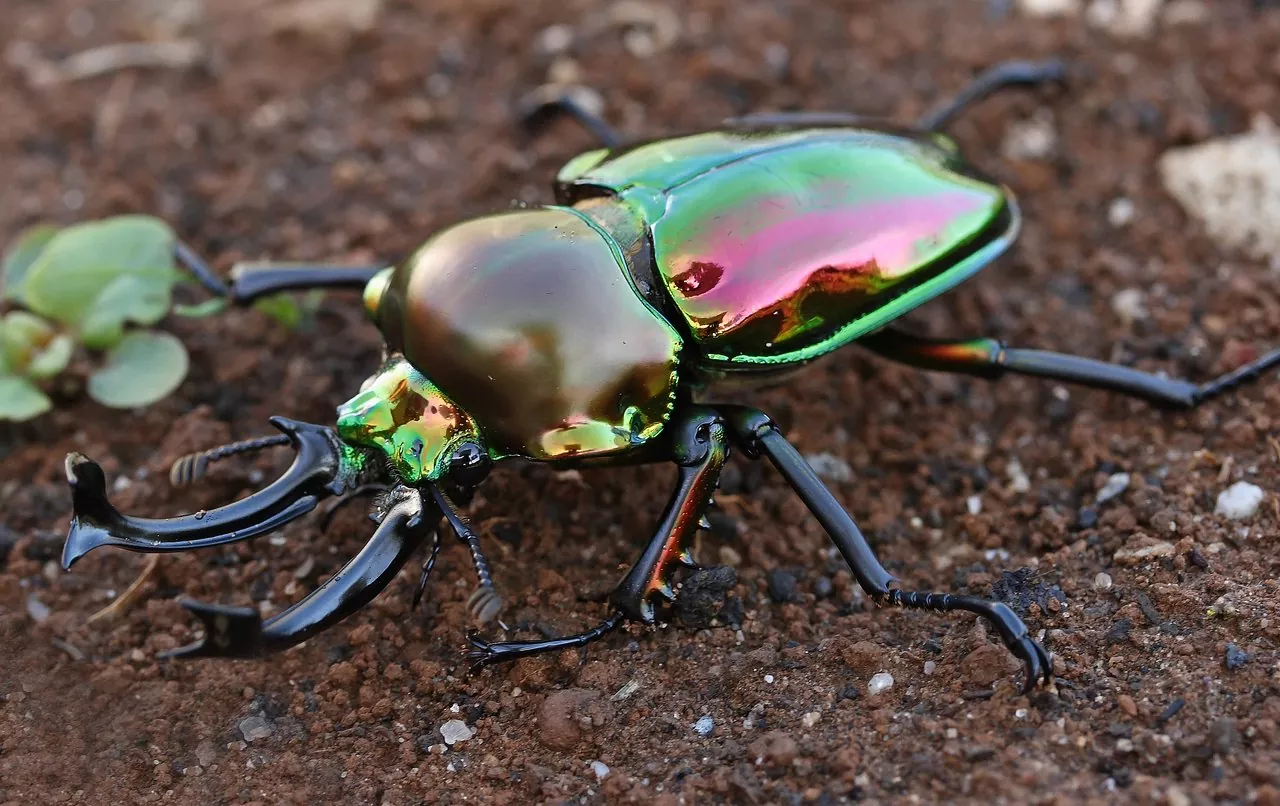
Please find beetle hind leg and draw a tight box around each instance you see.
[719,404,1054,694]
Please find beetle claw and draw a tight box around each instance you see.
[159,598,267,659]
[1007,635,1054,694]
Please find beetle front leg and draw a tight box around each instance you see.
[719,405,1053,694]
[172,241,387,306]
[464,407,727,669]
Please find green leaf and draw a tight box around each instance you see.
[254,294,302,330]
[21,216,177,326]
[26,333,74,379]
[79,272,177,349]
[2,224,58,302]
[88,330,189,409]
[174,297,228,318]
[0,375,52,420]
[1,311,58,372]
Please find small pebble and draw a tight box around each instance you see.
[1094,572,1113,591]
[25,595,51,623]
[693,716,715,736]
[1001,110,1057,161]
[1111,290,1147,325]
[440,719,474,745]
[966,495,982,515]
[1007,458,1031,493]
[767,568,799,603]
[1107,197,1135,227]
[1214,481,1264,520]
[1224,643,1250,671]
[867,672,894,696]
[1096,472,1131,504]
[764,674,775,684]
[589,760,610,781]
[801,711,820,728]
[238,716,273,743]
[805,452,853,483]
[1017,0,1081,16]
[923,661,937,675]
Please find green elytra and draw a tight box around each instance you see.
[344,126,1014,480]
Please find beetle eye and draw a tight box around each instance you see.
[447,441,490,488]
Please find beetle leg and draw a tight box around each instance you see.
[172,241,387,306]
[859,327,1280,411]
[718,405,1053,694]
[162,485,432,659]
[464,407,728,669]
[517,86,622,148]
[430,486,504,626]
[916,59,1067,131]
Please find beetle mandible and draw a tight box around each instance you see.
[61,61,1280,692]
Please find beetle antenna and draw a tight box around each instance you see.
[169,434,292,487]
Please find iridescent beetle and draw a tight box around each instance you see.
[61,61,1280,692]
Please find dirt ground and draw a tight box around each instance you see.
[3,0,1279,803]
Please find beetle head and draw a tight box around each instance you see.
[337,356,490,488]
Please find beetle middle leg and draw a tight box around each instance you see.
[464,407,727,668]
[719,405,1053,694]
[859,327,1280,411]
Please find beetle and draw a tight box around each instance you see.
[61,60,1280,693]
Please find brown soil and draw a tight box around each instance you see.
[3,1,1279,804]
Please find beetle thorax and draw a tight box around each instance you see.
[364,207,683,463]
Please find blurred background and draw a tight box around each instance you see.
[2,1,1279,803]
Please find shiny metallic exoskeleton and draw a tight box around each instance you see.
[61,61,1280,692]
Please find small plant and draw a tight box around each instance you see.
[2,215,194,420]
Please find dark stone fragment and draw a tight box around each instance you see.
[676,565,738,629]
[1224,643,1250,670]
[767,568,799,603]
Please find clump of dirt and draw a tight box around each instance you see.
[3,1,1279,804]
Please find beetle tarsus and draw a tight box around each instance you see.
[411,529,442,610]
[463,611,625,671]
[884,590,1053,693]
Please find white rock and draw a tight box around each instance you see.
[1111,290,1147,324]
[439,719,474,745]
[805,452,853,483]
[1094,572,1114,590]
[966,495,982,515]
[1215,481,1265,520]
[1159,115,1280,265]
[923,661,937,675]
[25,595,51,623]
[1017,0,1082,16]
[1007,458,1031,494]
[801,711,821,728]
[1108,197,1136,227]
[589,760,610,781]
[1001,111,1057,161]
[1086,0,1163,37]
[867,672,894,696]
[1096,472,1131,504]
[693,716,714,736]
